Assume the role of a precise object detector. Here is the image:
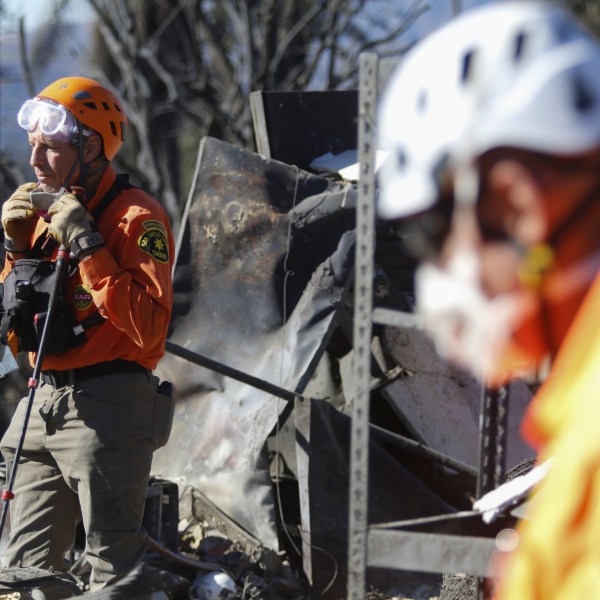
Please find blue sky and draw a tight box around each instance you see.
[414,0,494,34]
[0,0,494,168]
[2,0,95,31]
[2,0,493,34]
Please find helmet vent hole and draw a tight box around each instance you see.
[433,153,450,188]
[572,74,595,113]
[101,102,110,110]
[396,148,407,170]
[513,31,527,62]
[109,121,117,136]
[416,90,427,113]
[460,49,476,83]
[83,102,98,110]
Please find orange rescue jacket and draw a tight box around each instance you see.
[496,272,600,599]
[0,166,174,371]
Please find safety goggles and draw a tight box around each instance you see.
[17,98,78,139]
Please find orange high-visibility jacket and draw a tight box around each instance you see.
[497,273,600,599]
[0,166,174,371]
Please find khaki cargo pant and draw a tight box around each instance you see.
[0,369,174,591]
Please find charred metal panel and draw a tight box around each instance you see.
[153,137,356,548]
[250,90,358,170]
[304,399,453,599]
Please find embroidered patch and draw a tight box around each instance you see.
[139,220,169,264]
[73,284,94,311]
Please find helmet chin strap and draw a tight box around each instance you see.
[58,123,97,196]
[60,155,82,194]
[71,122,90,189]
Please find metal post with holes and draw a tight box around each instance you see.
[477,385,509,499]
[346,52,514,598]
[347,52,378,600]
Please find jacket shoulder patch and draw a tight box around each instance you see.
[138,220,169,264]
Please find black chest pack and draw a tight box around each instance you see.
[0,175,133,355]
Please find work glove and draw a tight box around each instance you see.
[1,182,39,253]
[47,191,105,260]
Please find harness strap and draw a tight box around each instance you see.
[72,311,106,335]
[90,173,133,221]
[0,308,15,345]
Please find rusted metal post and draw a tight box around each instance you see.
[347,52,378,600]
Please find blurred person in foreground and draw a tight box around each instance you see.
[0,77,175,590]
[377,1,600,598]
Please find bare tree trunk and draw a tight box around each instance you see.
[18,17,35,97]
[78,0,430,225]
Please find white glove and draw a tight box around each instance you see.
[1,183,39,252]
[473,459,553,523]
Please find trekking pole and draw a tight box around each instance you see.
[0,245,71,541]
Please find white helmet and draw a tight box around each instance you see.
[377,0,600,219]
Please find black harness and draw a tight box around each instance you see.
[0,174,133,355]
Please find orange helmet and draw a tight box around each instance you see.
[36,76,127,160]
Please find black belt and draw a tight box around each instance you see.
[41,359,148,388]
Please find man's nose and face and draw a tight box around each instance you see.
[28,130,80,193]
[444,149,600,300]
[439,196,522,301]
[404,158,547,382]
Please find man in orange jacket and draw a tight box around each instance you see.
[377,2,600,598]
[0,77,175,590]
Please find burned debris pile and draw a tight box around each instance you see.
[0,90,537,599]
